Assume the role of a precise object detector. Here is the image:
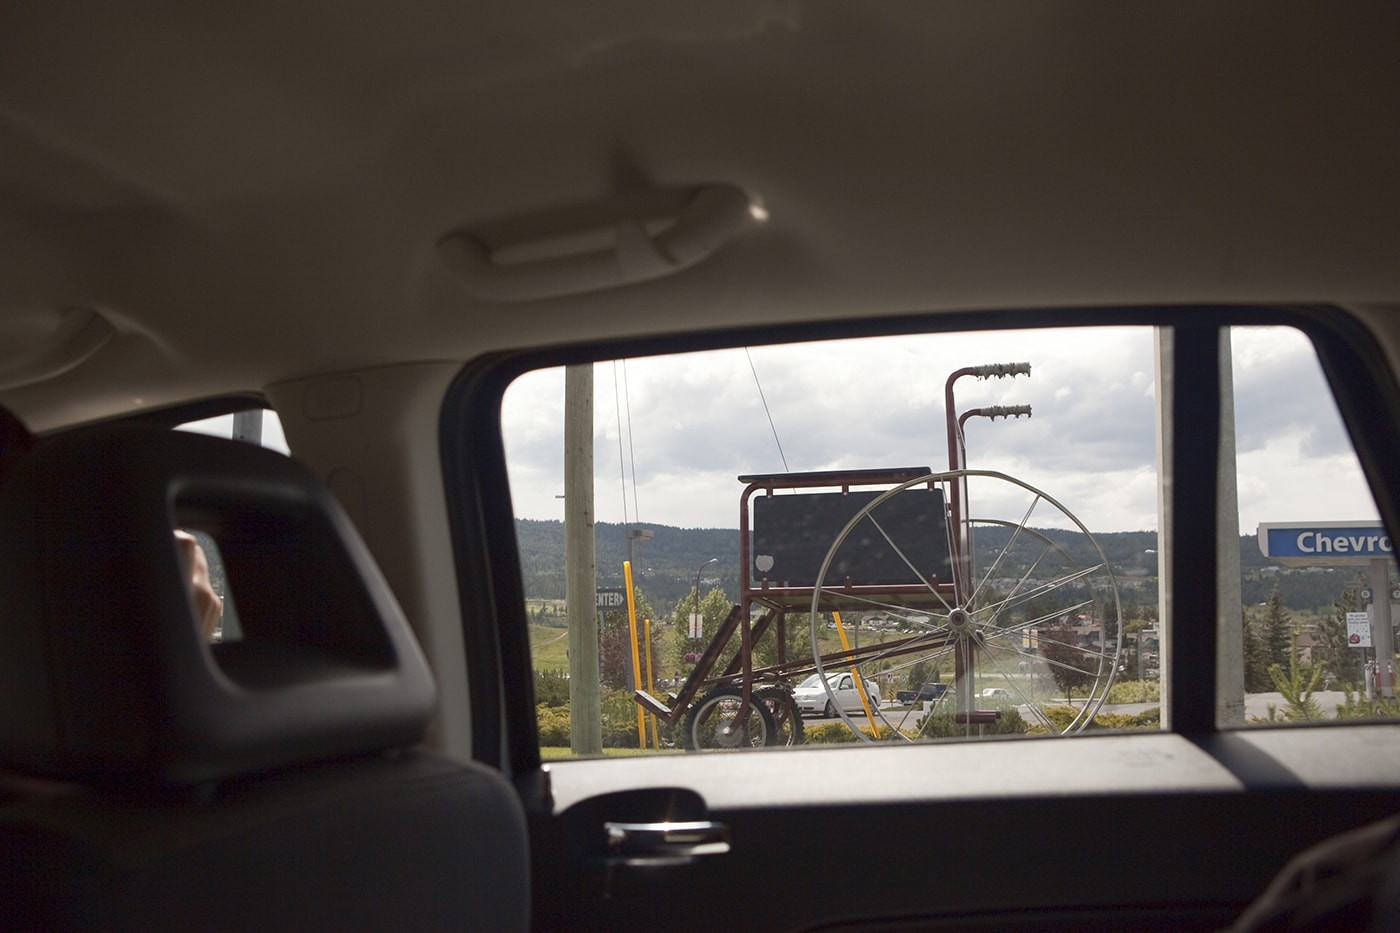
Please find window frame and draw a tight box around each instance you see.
[440,305,1400,788]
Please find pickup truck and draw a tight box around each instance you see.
[895,682,948,704]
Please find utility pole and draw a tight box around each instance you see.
[232,409,263,445]
[565,363,602,754]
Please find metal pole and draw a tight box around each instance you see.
[1370,557,1395,699]
[942,363,1029,718]
[692,557,717,642]
[624,561,646,747]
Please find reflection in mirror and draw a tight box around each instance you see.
[179,529,241,643]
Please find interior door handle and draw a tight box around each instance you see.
[603,820,731,862]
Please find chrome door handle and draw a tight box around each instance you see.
[603,820,731,861]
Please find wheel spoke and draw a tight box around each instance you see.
[862,511,956,614]
[978,645,1060,730]
[809,469,1122,742]
[965,492,1044,608]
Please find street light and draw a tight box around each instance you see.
[691,557,718,641]
[626,527,653,571]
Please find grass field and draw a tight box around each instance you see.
[540,746,683,759]
[529,624,570,670]
[529,616,932,687]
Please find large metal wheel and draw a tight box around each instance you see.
[756,685,804,747]
[683,686,777,751]
[808,470,1122,742]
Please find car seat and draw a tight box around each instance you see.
[0,425,529,931]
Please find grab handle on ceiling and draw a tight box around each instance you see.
[437,185,759,302]
[0,308,116,391]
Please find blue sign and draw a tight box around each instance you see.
[1258,522,1393,567]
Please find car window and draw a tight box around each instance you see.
[500,322,1396,758]
[1225,327,1398,726]
[175,409,290,455]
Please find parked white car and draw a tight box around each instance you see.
[793,672,881,718]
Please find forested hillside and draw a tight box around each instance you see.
[514,519,1366,617]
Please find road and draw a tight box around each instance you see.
[804,690,1359,730]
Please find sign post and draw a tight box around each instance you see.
[1346,611,1372,648]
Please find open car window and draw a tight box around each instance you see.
[495,320,1397,760]
[1228,327,1397,726]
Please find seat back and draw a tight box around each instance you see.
[0,425,529,931]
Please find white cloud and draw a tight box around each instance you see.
[502,324,1381,536]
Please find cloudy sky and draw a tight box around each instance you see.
[501,324,1381,537]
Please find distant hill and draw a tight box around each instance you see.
[514,519,1360,616]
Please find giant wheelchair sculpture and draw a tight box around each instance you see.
[633,363,1123,750]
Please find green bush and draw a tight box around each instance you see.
[1335,685,1400,720]
[599,690,644,748]
[1105,679,1161,704]
[803,722,914,744]
[536,704,572,746]
[1026,705,1160,734]
[915,705,1029,739]
[535,689,676,749]
[534,668,571,707]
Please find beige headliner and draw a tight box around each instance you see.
[2,2,1398,430]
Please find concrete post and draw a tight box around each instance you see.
[1154,330,1174,723]
[1216,331,1244,726]
[565,363,602,754]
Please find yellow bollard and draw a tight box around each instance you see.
[624,562,647,749]
[832,611,880,738]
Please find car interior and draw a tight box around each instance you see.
[1,3,1398,931]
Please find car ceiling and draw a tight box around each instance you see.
[1,2,1398,431]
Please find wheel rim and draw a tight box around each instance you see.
[808,470,1122,742]
[755,686,804,747]
[685,686,777,750]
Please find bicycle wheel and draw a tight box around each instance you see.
[755,685,804,747]
[808,470,1122,741]
[683,686,778,751]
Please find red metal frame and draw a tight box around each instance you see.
[634,465,961,728]
[633,363,1031,735]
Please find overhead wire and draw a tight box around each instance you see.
[623,359,642,525]
[745,347,790,473]
[612,359,644,529]
[612,361,629,526]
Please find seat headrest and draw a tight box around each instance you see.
[0,425,437,785]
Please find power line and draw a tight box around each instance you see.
[745,347,790,472]
[612,361,629,526]
[622,358,642,525]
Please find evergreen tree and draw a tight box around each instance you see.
[1039,621,1095,702]
[1267,656,1324,721]
[1311,573,1367,687]
[1242,608,1273,693]
[1260,585,1293,670]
